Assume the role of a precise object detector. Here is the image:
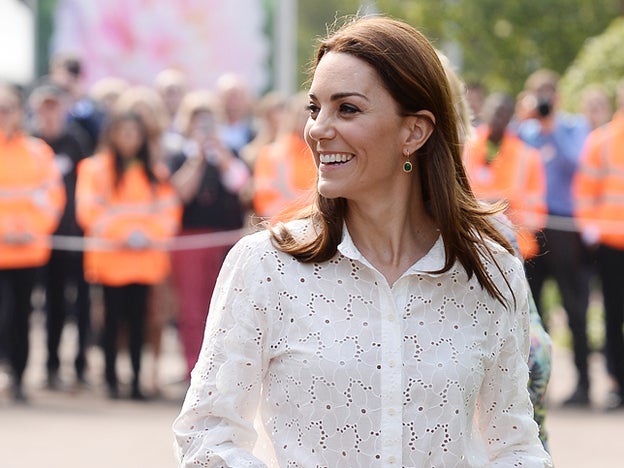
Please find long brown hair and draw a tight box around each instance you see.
[99,111,158,191]
[271,16,515,305]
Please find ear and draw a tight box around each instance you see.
[403,110,435,154]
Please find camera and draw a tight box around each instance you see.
[536,98,553,118]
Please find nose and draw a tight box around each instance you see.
[306,112,335,143]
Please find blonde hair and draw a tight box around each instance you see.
[437,51,474,145]
[89,77,129,109]
[173,89,218,136]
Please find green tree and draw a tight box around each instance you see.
[296,0,362,88]
[560,17,624,112]
[21,0,58,78]
[293,0,622,95]
[387,0,621,94]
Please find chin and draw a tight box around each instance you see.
[317,182,344,200]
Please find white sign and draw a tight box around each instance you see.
[0,0,34,85]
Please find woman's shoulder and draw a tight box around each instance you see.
[481,237,525,279]
[77,152,110,173]
[236,219,317,253]
[225,219,317,272]
[274,218,319,243]
[221,226,293,281]
[233,227,273,252]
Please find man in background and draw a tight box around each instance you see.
[517,69,593,407]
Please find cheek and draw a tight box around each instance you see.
[303,121,318,165]
[303,120,313,145]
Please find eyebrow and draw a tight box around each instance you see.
[308,91,369,101]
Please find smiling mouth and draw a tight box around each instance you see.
[319,153,354,164]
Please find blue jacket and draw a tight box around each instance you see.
[517,114,590,217]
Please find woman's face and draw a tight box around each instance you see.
[305,52,413,202]
[189,110,216,143]
[111,119,144,159]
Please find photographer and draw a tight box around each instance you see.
[517,69,593,407]
[168,90,250,380]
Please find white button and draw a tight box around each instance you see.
[387,314,396,321]
[389,360,396,367]
[388,455,397,464]
[388,408,397,416]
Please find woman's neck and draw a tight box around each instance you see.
[345,197,439,286]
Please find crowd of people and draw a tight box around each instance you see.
[0,51,318,403]
[464,69,624,413]
[0,15,622,463]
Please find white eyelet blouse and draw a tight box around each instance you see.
[173,221,553,467]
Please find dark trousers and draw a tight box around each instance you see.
[102,283,148,390]
[596,245,624,396]
[44,250,91,378]
[0,267,37,387]
[525,227,592,389]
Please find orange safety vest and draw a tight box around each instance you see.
[464,127,547,258]
[75,152,182,286]
[573,111,624,250]
[252,133,317,219]
[0,131,66,268]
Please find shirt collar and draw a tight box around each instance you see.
[337,223,447,277]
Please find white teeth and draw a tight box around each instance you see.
[319,153,354,164]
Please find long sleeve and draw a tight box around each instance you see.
[173,236,269,467]
[477,267,553,467]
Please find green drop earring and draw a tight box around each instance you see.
[403,150,413,173]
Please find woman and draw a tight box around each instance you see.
[173,16,552,466]
[76,112,181,400]
[114,85,179,395]
[168,90,250,379]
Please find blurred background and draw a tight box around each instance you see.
[1,1,624,467]
[2,0,624,102]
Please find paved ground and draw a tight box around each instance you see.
[1,309,622,468]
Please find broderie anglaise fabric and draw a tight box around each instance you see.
[173,221,553,467]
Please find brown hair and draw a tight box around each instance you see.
[271,16,514,304]
[100,111,157,191]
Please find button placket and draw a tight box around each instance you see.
[379,279,404,466]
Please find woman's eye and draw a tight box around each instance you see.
[306,103,319,117]
[339,103,360,114]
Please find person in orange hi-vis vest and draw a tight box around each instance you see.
[0,82,66,402]
[252,92,317,220]
[76,111,181,400]
[573,80,624,410]
[463,92,547,260]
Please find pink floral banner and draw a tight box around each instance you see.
[51,0,269,92]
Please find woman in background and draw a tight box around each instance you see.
[76,112,181,399]
[168,90,250,380]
